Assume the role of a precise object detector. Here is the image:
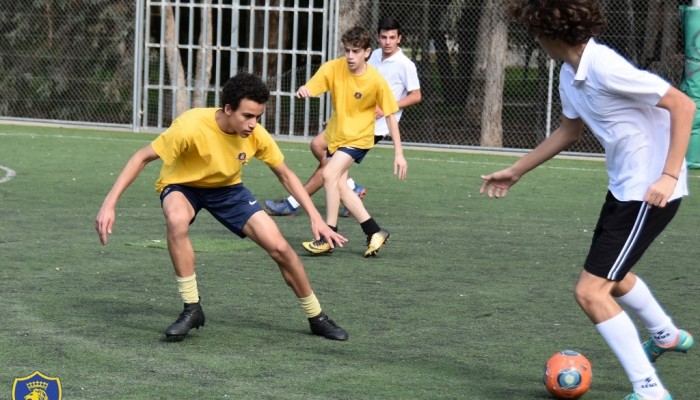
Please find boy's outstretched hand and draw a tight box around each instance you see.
[480,168,521,198]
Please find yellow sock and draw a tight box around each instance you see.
[298,292,322,318]
[176,273,199,304]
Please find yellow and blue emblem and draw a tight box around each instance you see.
[12,371,62,400]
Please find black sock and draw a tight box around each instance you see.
[360,218,380,237]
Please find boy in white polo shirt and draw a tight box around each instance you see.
[480,1,696,399]
[367,16,422,143]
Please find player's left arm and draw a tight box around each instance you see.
[269,162,347,247]
[385,113,407,180]
[644,86,696,207]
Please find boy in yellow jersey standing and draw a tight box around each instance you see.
[298,26,408,257]
[95,73,349,341]
[263,17,421,218]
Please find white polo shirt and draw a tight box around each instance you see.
[368,47,421,136]
[559,38,687,201]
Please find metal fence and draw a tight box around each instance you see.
[136,0,338,137]
[361,0,690,153]
[0,1,135,127]
[0,0,691,154]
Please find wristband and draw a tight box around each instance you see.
[662,172,678,180]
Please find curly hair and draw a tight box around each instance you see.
[220,73,270,111]
[341,26,372,50]
[508,0,607,46]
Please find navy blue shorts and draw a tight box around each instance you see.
[584,191,681,281]
[327,147,370,164]
[160,184,263,238]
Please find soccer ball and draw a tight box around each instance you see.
[543,350,592,399]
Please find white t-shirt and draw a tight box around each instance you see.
[368,47,421,136]
[559,38,687,202]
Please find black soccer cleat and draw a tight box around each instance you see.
[164,302,205,341]
[308,312,348,341]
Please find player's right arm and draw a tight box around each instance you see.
[296,61,332,99]
[295,85,313,98]
[385,114,407,180]
[480,116,584,198]
[95,144,160,245]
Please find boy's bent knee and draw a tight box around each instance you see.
[267,240,294,260]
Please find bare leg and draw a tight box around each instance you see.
[162,192,205,340]
[242,211,348,340]
[162,192,196,278]
[575,270,627,323]
[243,211,312,297]
[575,270,665,397]
[301,131,329,197]
[321,152,355,228]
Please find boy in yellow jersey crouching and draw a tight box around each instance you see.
[95,73,348,341]
[298,26,408,258]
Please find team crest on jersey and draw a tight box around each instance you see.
[12,371,62,400]
[354,92,362,99]
[237,152,248,164]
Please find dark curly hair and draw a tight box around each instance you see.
[508,0,607,46]
[220,73,270,111]
[341,26,372,50]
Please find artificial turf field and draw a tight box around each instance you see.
[1,124,698,399]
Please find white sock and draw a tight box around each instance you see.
[346,178,356,190]
[616,277,678,346]
[286,195,300,209]
[596,312,665,398]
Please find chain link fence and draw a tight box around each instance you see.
[0,1,135,127]
[0,0,691,154]
[353,0,689,153]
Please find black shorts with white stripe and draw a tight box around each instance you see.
[584,191,681,281]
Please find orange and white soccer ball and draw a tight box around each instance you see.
[543,350,592,399]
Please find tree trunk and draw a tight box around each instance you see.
[642,0,661,67]
[338,1,368,56]
[164,3,187,115]
[479,1,508,147]
[194,0,213,107]
[251,1,286,80]
[465,0,507,147]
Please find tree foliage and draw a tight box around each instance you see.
[0,0,134,123]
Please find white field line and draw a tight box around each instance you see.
[0,165,16,183]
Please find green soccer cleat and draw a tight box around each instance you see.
[302,238,333,255]
[642,329,693,362]
[364,229,389,258]
[623,391,671,400]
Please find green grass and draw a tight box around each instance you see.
[1,124,698,399]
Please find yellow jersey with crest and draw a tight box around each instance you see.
[151,108,284,193]
[305,58,399,153]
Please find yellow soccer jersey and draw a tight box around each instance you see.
[305,58,399,153]
[151,108,284,193]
